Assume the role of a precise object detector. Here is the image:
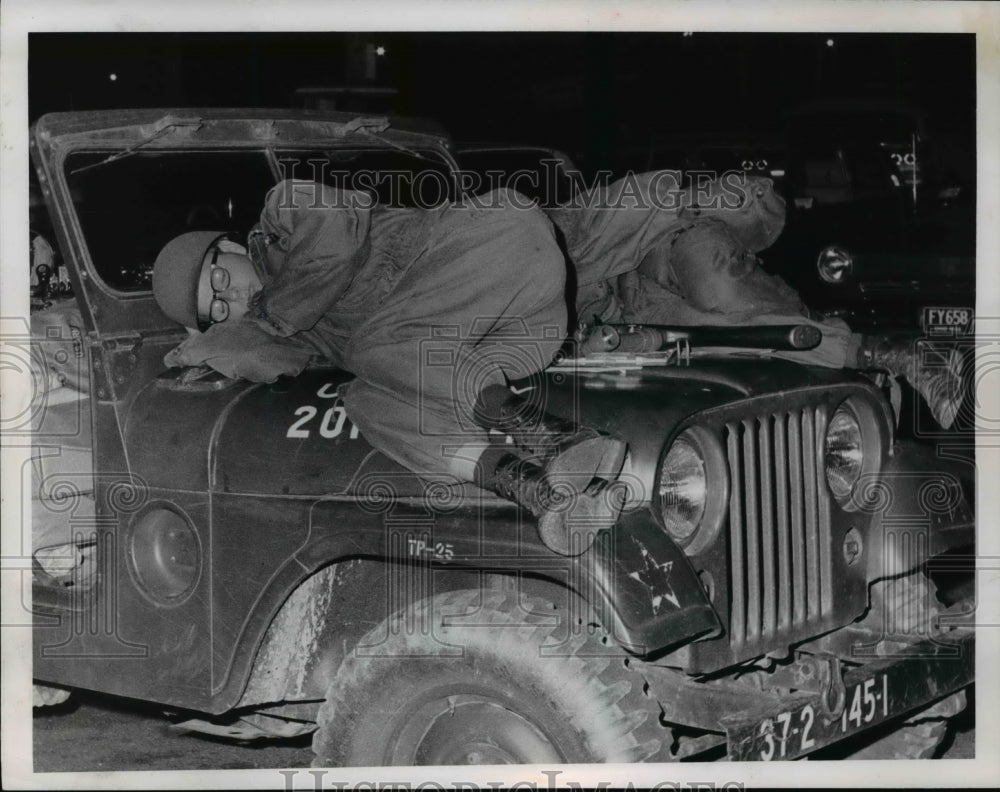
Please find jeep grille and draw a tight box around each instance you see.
[724,405,834,649]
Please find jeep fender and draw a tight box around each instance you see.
[862,439,974,583]
[229,508,721,711]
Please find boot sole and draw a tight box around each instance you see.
[545,436,628,483]
[537,437,629,556]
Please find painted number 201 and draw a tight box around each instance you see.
[286,405,360,439]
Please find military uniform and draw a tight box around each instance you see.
[548,170,858,369]
[166,180,568,478]
[548,171,962,428]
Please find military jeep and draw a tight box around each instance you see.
[28,109,974,765]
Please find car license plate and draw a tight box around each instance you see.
[740,673,889,761]
[923,306,974,335]
[724,631,972,761]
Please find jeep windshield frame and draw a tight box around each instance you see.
[31,109,460,336]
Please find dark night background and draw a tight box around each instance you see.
[29,32,976,173]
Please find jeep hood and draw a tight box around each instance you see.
[124,356,875,500]
[539,356,882,489]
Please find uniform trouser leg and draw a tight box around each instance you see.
[627,217,860,368]
[340,200,568,481]
[630,226,963,428]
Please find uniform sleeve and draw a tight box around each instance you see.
[249,180,372,336]
[163,321,314,382]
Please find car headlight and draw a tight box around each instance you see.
[824,404,864,500]
[657,427,726,552]
[817,246,853,284]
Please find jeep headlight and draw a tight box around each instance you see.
[657,427,726,552]
[824,404,864,500]
[817,246,853,284]
[127,505,202,604]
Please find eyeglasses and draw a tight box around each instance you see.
[200,244,263,327]
[210,265,230,291]
[207,264,232,322]
[209,297,230,323]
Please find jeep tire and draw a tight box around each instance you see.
[312,588,667,766]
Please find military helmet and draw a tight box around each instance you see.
[152,231,229,328]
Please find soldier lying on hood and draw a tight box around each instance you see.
[152,180,624,555]
[548,171,965,429]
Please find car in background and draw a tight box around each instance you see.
[785,99,930,207]
[761,132,975,337]
[763,100,975,337]
[612,131,787,188]
[618,107,973,339]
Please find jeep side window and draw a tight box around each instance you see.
[64,151,275,293]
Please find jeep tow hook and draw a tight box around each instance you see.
[815,653,847,719]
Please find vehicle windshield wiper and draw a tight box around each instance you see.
[335,116,433,162]
[70,117,204,175]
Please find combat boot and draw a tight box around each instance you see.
[474,446,625,556]
[856,335,966,429]
[474,383,624,467]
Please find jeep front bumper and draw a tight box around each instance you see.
[723,628,974,760]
